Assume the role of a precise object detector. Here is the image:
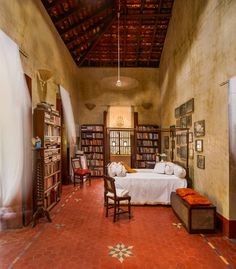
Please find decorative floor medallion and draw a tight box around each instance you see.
[172,222,183,229]
[108,242,134,263]
[55,224,65,229]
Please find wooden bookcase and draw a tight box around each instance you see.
[33,107,61,211]
[80,124,105,176]
[135,124,160,168]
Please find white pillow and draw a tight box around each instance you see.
[154,162,166,174]
[174,164,186,178]
[116,162,127,177]
[107,162,116,177]
[165,164,174,175]
[108,162,127,177]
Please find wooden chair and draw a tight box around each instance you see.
[104,175,131,222]
[71,157,91,187]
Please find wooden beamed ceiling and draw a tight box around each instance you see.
[41,0,174,67]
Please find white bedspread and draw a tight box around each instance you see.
[114,170,187,204]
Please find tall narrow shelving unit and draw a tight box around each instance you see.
[80,124,105,176]
[33,107,62,211]
[135,125,160,168]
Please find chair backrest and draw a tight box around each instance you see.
[71,157,82,171]
[104,176,116,196]
[75,153,88,169]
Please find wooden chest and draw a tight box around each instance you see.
[171,192,216,234]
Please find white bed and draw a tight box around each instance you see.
[114,169,187,205]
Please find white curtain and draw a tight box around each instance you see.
[0,30,31,217]
[59,85,76,145]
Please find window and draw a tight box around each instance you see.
[110,130,131,155]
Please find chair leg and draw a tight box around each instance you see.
[80,176,83,188]
[89,174,91,186]
[113,201,117,222]
[105,197,108,217]
[73,175,75,187]
[128,199,131,219]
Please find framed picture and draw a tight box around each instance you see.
[180,103,187,116]
[189,148,194,159]
[180,146,187,160]
[188,132,193,143]
[180,116,187,128]
[176,118,181,128]
[186,98,194,113]
[177,147,180,157]
[176,135,181,145]
[186,114,192,127]
[194,120,205,137]
[195,139,203,152]
[181,133,187,144]
[164,136,169,149]
[175,107,180,118]
[197,155,205,169]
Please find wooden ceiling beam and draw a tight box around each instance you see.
[41,0,67,9]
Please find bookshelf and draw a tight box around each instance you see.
[135,125,160,168]
[80,124,105,176]
[33,107,61,211]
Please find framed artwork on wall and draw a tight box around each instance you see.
[195,139,203,152]
[180,103,187,116]
[180,146,187,160]
[194,120,205,137]
[175,107,180,118]
[186,114,192,127]
[186,98,194,113]
[197,155,205,169]
[180,116,187,128]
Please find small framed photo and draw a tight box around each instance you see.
[189,148,194,159]
[181,133,187,144]
[176,118,181,128]
[180,103,187,116]
[177,147,180,157]
[176,135,181,145]
[188,132,193,143]
[180,116,187,128]
[194,120,205,137]
[195,139,203,152]
[175,107,180,118]
[186,98,194,113]
[186,114,192,127]
[164,136,169,149]
[197,155,205,169]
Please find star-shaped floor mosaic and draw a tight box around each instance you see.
[55,223,65,229]
[108,242,134,263]
[172,222,183,228]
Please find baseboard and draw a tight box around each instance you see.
[216,213,236,238]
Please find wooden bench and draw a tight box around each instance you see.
[171,192,216,233]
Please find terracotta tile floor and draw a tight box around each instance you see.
[1,178,236,269]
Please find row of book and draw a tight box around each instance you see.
[44,173,60,191]
[81,133,104,139]
[44,136,61,147]
[137,148,157,154]
[44,161,60,177]
[137,140,159,146]
[136,126,159,131]
[81,139,103,145]
[81,146,103,153]
[136,161,156,168]
[81,126,103,132]
[44,154,61,164]
[85,153,104,160]
[44,148,60,157]
[136,133,159,139]
[45,112,61,126]
[44,124,60,136]
[44,186,60,209]
[87,160,104,166]
[136,154,156,161]
[90,167,104,176]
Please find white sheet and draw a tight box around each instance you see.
[114,170,187,204]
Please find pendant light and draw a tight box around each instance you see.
[116,0,121,87]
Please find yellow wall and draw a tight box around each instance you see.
[160,0,236,219]
[76,67,160,126]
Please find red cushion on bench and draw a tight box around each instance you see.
[176,188,198,197]
[183,194,211,205]
[75,169,90,175]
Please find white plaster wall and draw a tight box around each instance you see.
[160,0,236,219]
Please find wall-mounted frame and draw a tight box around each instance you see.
[180,146,187,160]
[176,135,181,145]
[180,103,187,116]
[194,120,205,137]
[195,139,203,152]
[186,98,194,113]
[177,147,180,157]
[180,116,187,128]
[175,107,180,118]
[176,118,181,127]
[186,114,192,127]
[189,132,193,143]
[181,133,187,144]
[197,155,205,169]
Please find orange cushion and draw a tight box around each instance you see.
[183,194,211,205]
[121,162,137,173]
[75,169,90,175]
[176,188,198,197]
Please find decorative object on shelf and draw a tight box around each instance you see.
[37,69,53,103]
[197,155,205,169]
[194,120,205,137]
[85,103,96,110]
[195,139,203,152]
[34,136,41,149]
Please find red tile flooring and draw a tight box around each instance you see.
[1,178,236,269]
